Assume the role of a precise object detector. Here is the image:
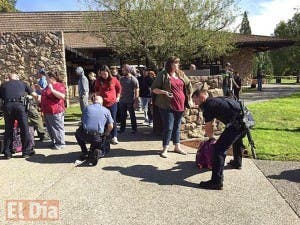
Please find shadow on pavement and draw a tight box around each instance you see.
[34,141,78,149]
[268,169,300,183]
[106,148,160,158]
[25,152,81,164]
[117,131,161,142]
[102,161,205,188]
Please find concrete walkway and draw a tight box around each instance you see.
[242,83,300,105]
[0,84,299,225]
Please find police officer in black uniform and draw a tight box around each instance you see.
[0,73,38,159]
[192,83,245,190]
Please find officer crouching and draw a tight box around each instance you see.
[0,73,38,159]
[75,95,113,166]
[192,83,246,190]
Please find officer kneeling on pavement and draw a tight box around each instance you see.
[0,73,38,159]
[192,83,246,190]
[75,94,113,165]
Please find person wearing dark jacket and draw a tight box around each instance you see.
[0,73,38,159]
[192,83,246,190]
[233,72,242,99]
[138,69,154,126]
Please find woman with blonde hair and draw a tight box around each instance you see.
[88,72,96,95]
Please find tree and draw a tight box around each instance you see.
[239,11,273,79]
[84,0,238,67]
[0,0,17,12]
[239,11,251,35]
[270,12,300,79]
[252,52,273,80]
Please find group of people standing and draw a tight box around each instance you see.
[221,62,242,99]
[0,69,67,159]
[75,64,156,146]
[1,57,248,190]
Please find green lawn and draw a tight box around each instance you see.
[65,105,81,121]
[268,78,298,84]
[247,92,300,161]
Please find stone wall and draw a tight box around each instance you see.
[224,48,255,86]
[0,32,67,82]
[180,75,223,140]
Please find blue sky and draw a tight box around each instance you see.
[15,0,300,35]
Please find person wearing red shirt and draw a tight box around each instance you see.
[41,72,66,150]
[94,65,121,144]
[151,57,193,158]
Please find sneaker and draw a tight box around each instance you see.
[111,137,119,145]
[51,145,65,150]
[143,120,149,125]
[227,160,242,169]
[199,180,223,190]
[148,122,153,127]
[174,148,187,155]
[160,152,168,158]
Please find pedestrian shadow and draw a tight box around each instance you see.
[102,161,208,189]
[34,141,78,149]
[268,169,300,183]
[106,148,160,158]
[117,131,160,142]
[25,152,81,164]
[65,131,76,136]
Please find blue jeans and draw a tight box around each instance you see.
[107,103,118,138]
[119,101,137,132]
[159,108,184,146]
[141,97,152,122]
[257,78,262,91]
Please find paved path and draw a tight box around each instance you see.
[241,83,300,105]
[0,84,299,225]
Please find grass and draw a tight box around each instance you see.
[268,78,298,84]
[247,92,300,161]
[65,105,81,121]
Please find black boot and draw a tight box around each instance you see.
[227,159,242,169]
[199,180,223,190]
[88,148,99,166]
[4,153,12,160]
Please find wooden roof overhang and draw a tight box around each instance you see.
[0,12,296,52]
